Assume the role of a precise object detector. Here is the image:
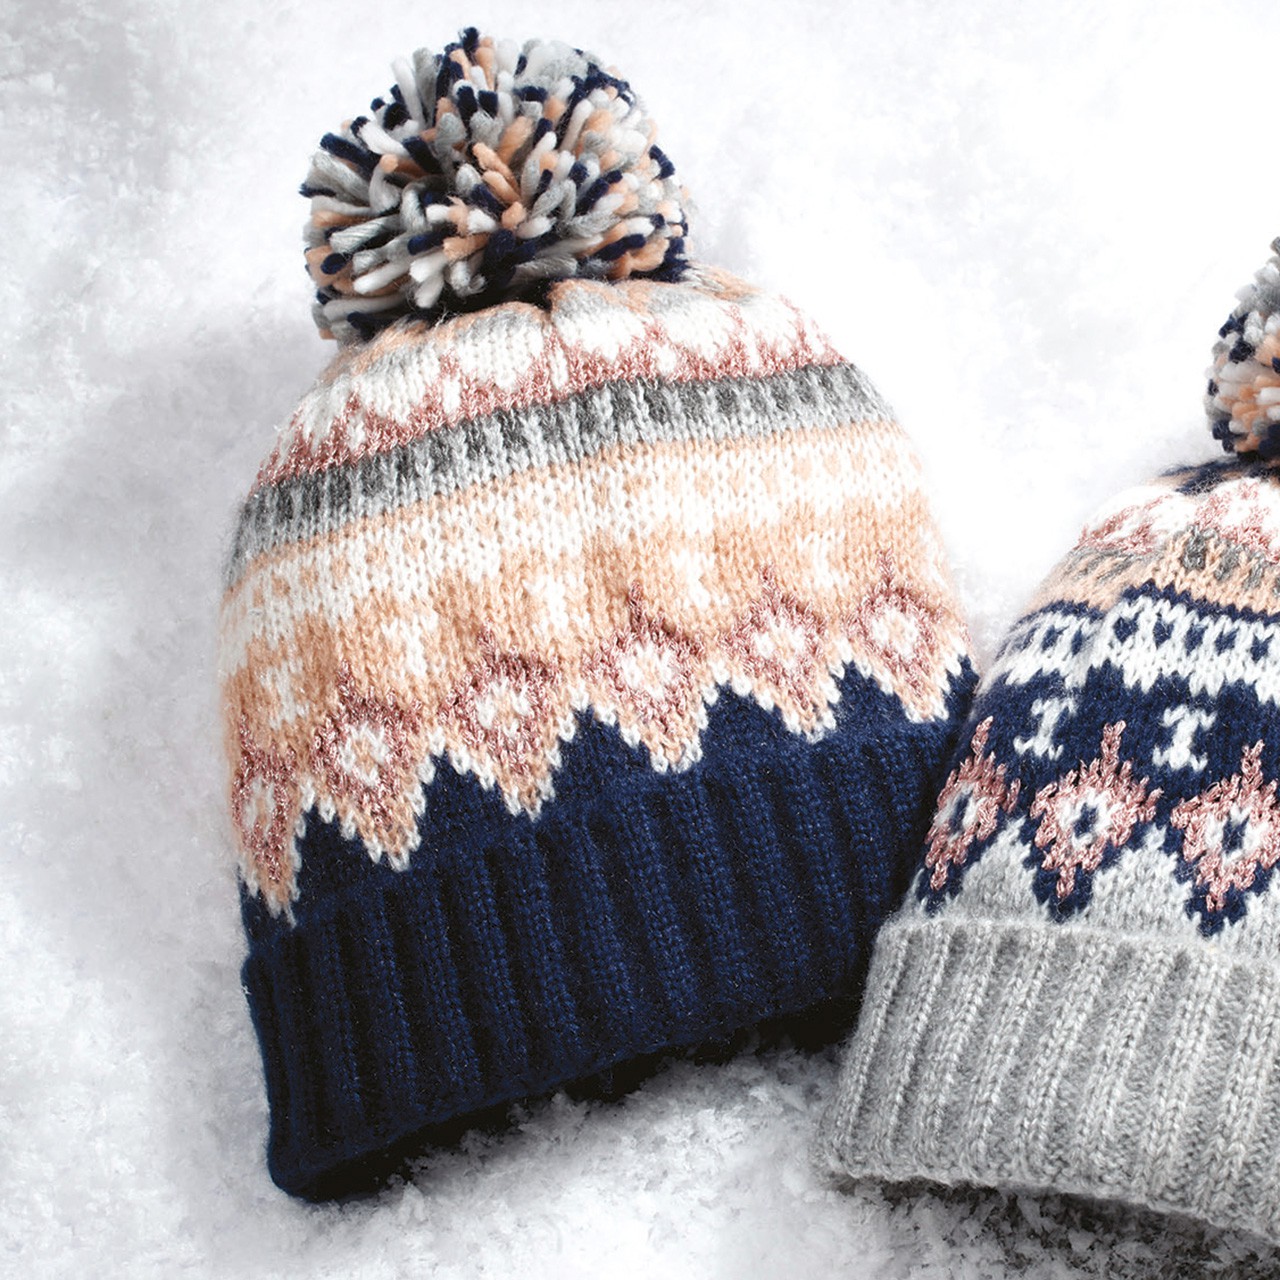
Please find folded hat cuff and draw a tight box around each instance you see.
[818,914,1280,1244]
[243,696,957,1200]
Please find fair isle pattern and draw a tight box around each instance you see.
[1025,721,1160,913]
[1171,741,1280,927]
[1026,460,1280,617]
[921,717,1019,900]
[245,267,841,501]
[914,464,1280,936]
[222,271,968,914]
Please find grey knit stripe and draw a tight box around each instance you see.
[225,360,889,588]
[1009,928,1100,1167]
[1202,974,1280,1221]
[1246,1021,1280,1212]
[816,916,1280,1244]
[833,929,946,1166]
[968,931,1055,1178]
[1067,942,1170,1185]
[871,924,959,1151]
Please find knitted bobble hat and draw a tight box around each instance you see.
[221,29,975,1200]
[819,239,1280,1245]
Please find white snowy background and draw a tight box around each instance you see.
[6,1,1280,1275]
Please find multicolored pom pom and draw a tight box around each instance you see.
[301,29,690,343]
[1206,238,1280,459]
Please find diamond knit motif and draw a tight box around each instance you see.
[819,236,1280,1253]
[222,29,980,1203]
[918,716,1020,908]
[1171,741,1280,933]
[1027,722,1160,915]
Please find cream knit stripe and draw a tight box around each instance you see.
[261,270,854,488]
[219,424,938,668]
[987,595,1280,709]
[317,268,821,388]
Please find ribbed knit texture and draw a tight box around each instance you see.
[819,449,1280,1245]
[819,918,1280,1243]
[221,32,975,1199]
[246,662,970,1198]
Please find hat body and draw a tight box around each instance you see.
[820,456,1280,1242]
[224,266,974,1197]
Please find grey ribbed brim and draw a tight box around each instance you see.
[817,916,1280,1245]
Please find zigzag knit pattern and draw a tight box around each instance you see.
[916,460,1280,937]
[222,268,972,917]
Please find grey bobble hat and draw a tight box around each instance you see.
[816,239,1280,1245]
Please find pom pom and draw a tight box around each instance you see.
[301,29,690,343]
[1206,238,1280,458]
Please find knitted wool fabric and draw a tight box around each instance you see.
[818,240,1280,1245]
[221,30,975,1200]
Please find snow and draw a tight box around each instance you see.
[4,1,1280,1275]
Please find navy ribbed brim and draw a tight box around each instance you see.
[242,664,975,1199]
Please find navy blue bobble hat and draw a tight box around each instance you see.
[220,28,976,1197]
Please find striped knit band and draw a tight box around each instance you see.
[224,360,887,585]
[230,30,979,1200]
[222,267,971,911]
[818,915,1280,1244]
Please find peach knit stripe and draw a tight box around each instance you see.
[220,421,941,671]
[1031,527,1280,617]
[226,359,886,588]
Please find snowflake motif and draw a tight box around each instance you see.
[1196,480,1280,562]
[583,586,709,769]
[1027,722,1161,916]
[723,566,830,732]
[1170,741,1280,934]
[845,551,961,721]
[230,718,300,914]
[919,717,1021,909]
[1076,497,1166,557]
[311,664,426,864]
[441,631,566,811]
